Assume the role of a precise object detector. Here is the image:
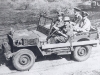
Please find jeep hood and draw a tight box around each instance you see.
[32,30,47,41]
[12,29,38,40]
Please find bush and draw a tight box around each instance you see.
[0,0,81,25]
[28,0,81,16]
[1,0,81,15]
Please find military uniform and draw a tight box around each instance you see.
[74,8,82,28]
[55,12,64,27]
[54,17,73,43]
[74,12,91,32]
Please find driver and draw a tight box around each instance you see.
[53,17,73,43]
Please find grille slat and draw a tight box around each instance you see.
[23,38,38,45]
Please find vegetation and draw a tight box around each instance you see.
[0,0,99,27]
[0,0,82,26]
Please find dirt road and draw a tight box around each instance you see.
[0,43,100,75]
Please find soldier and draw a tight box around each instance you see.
[54,12,64,27]
[53,17,73,43]
[74,7,82,27]
[74,11,91,32]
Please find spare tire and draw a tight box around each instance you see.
[12,49,36,71]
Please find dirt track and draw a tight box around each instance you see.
[0,43,100,75]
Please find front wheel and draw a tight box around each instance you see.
[72,46,92,62]
[12,49,36,71]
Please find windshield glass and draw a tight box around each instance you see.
[39,15,53,29]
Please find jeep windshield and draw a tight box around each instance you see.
[39,15,53,29]
[37,15,53,35]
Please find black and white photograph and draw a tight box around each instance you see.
[0,0,100,75]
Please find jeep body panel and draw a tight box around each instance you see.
[73,31,98,42]
[8,29,39,47]
[42,40,98,49]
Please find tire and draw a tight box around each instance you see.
[12,49,36,71]
[73,46,92,62]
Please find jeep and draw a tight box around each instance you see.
[3,15,99,71]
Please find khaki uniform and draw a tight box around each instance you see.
[54,15,64,27]
[80,17,91,32]
[74,13,82,28]
[74,17,91,32]
[55,20,64,27]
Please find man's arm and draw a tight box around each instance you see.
[75,16,82,24]
[53,25,68,37]
[57,31,68,38]
[53,25,59,30]
[81,19,91,31]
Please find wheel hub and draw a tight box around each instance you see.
[78,47,87,56]
[19,55,30,65]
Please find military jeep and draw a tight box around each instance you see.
[3,15,99,71]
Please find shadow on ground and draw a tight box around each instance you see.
[0,54,16,71]
[36,54,72,62]
[0,54,72,71]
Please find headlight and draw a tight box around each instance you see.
[14,39,23,46]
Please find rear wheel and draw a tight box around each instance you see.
[73,46,92,62]
[12,49,36,71]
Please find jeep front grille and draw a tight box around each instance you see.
[23,38,38,46]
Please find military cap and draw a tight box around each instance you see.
[74,7,81,11]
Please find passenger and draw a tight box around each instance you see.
[54,17,73,43]
[74,7,82,27]
[54,12,64,27]
[74,11,91,32]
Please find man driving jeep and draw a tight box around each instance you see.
[53,17,73,43]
